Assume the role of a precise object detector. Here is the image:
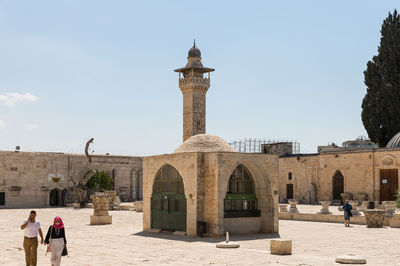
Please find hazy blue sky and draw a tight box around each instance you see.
[0,1,398,155]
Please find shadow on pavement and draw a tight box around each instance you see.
[133,231,280,243]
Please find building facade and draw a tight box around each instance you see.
[0,151,142,208]
[278,148,400,204]
[142,135,279,237]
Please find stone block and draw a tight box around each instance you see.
[134,201,143,212]
[270,239,292,255]
[390,214,400,228]
[335,254,366,264]
[90,215,112,225]
[279,204,288,213]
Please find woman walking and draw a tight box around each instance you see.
[44,217,67,266]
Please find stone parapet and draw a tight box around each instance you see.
[279,212,393,226]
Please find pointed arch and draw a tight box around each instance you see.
[151,164,186,231]
[224,164,260,218]
[332,170,344,200]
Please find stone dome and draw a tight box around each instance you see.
[188,44,201,58]
[173,134,237,153]
[386,132,400,148]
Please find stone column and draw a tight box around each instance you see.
[288,199,298,213]
[363,209,385,228]
[382,201,396,217]
[317,201,332,214]
[349,200,361,216]
[358,201,369,211]
[131,169,138,201]
[90,193,112,225]
[390,214,400,228]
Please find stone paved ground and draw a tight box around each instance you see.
[1,207,400,266]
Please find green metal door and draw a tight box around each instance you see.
[151,165,186,232]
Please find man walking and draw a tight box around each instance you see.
[341,200,353,227]
[21,210,44,266]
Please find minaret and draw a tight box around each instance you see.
[174,41,215,142]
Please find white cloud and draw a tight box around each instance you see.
[26,124,39,130]
[0,92,38,106]
[0,120,4,129]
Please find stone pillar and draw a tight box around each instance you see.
[131,169,138,201]
[390,214,400,228]
[382,201,396,217]
[348,200,361,216]
[359,201,369,211]
[90,193,112,225]
[288,199,298,213]
[317,201,332,214]
[363,209,385,228]
[134,201,143,212]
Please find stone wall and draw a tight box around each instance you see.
[0,150,142,208]
[278,148,400,203]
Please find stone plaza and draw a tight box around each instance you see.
[1,207,400,265]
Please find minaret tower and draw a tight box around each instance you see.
[174,41,215,142]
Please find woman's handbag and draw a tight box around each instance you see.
[45,226,53,255]
[62,245,68,256]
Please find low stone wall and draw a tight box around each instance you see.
[279,212,392,226]
[224,217,261,234]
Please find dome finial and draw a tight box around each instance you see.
[188,40,201,58]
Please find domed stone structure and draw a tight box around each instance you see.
[173,134,237,153]
[142,43,278,238]
[386,132,400,148]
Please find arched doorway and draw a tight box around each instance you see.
[332,170,344,201]
[151,165,186,231]
[224,164,260,218]
[49,188,66,206]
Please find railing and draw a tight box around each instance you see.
[179,77,210,86]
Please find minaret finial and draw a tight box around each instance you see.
[193,39,196,47]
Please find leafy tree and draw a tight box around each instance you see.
[86,171,114,191]
[361,10,400,147]
[396,190,400,209]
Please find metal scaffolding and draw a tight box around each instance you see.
[228,138,300,154]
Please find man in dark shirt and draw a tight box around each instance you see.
[341,200,353,227]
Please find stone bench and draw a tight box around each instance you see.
[270,239,292,255]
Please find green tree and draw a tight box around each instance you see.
[396,190,400,209]
[361,10,400,147]
[86,171,114,191]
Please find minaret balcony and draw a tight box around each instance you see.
[179,77,210,86]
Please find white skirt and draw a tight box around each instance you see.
[50,238,64,266]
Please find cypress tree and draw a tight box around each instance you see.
[361,9,400,147]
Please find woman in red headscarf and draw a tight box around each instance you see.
[44,216,67,265]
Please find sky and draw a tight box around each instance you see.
[0,1,398,155]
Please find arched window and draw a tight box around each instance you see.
[224,165,260,218]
